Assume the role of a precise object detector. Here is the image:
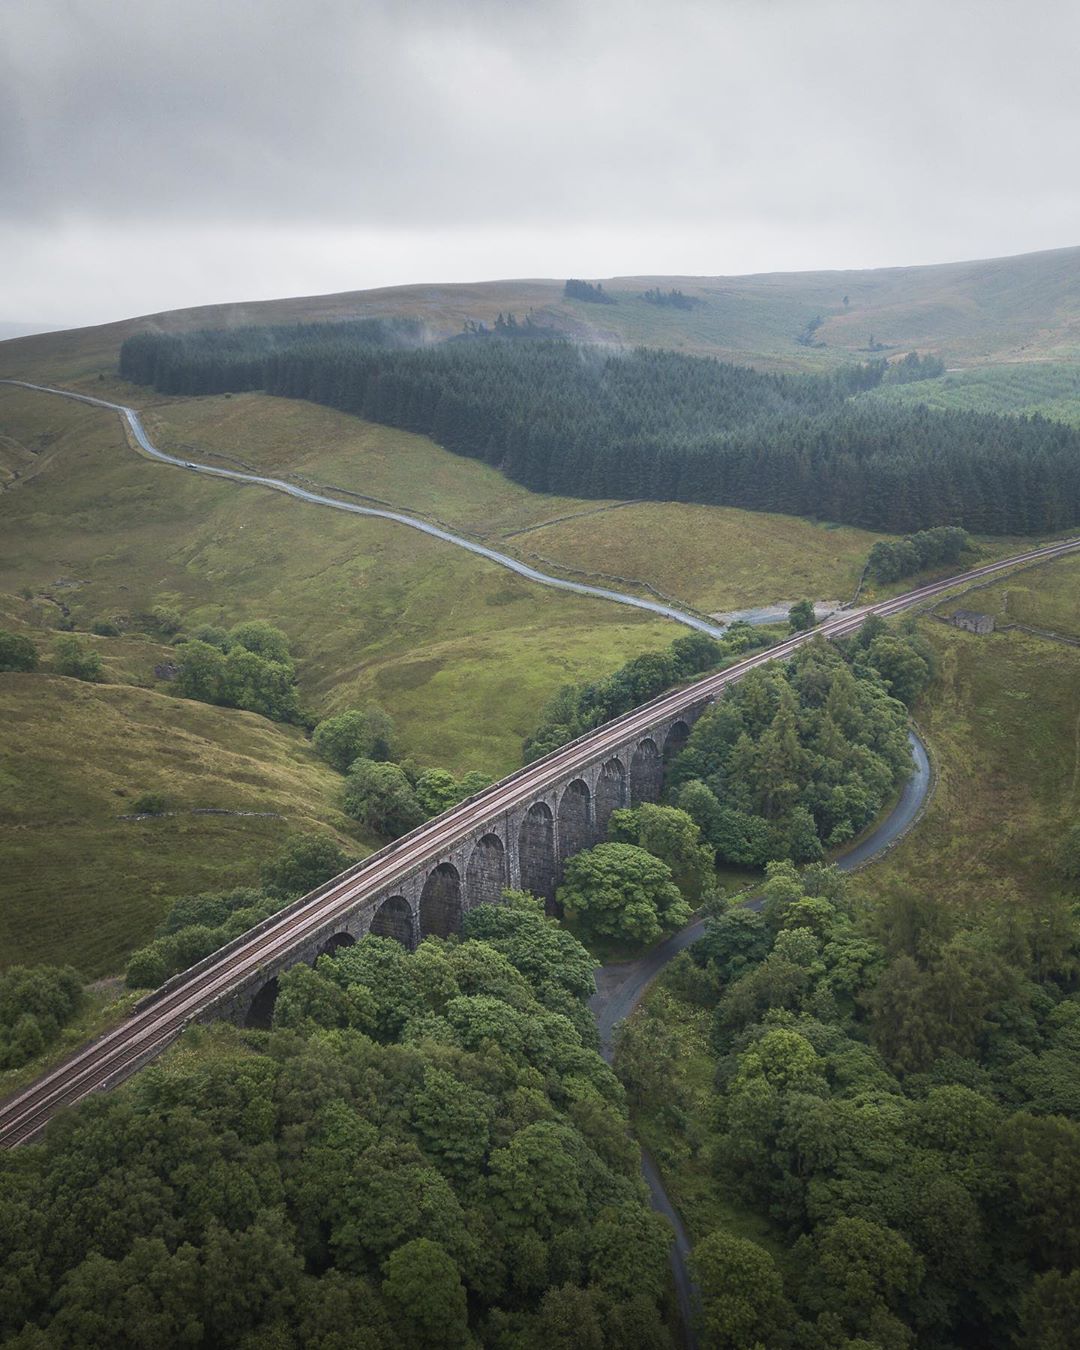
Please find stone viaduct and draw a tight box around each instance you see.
[208,704,704,1028]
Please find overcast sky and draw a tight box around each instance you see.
[3,0,1079,330]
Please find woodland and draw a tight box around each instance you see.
[119,325,1080,534]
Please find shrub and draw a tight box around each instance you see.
[312,705,396,771]
[0,630,38,672]
[51,636,102,681]
[262,835,353,898]
[343,760,425,837]
[132,792,169,816]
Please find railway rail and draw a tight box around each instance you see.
[1,386,1078,1145]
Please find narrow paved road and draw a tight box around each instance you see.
[591,728,932,1348]
[0,380,729,639]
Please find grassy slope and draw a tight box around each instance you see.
[861,555,1080,915]
[0,385,884,770]
[5,245,1080,383]
[4,245,1080,981]
[0,671,359,978]
[0,352,882,983]
[148,391,881,615]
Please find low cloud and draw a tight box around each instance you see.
[3,0,1079,325]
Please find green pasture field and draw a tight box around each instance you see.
[148,390,882,615]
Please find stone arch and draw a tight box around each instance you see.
[663,720,691,765]
[466,833,507,910]
[245,976,279,1029]
[319,932,355,959]
[558,779,592,866]
[369,895,415,948]
[630,738,662,805]
[420,863,463,940]
[518,800,557,912]
[595,757,627,837]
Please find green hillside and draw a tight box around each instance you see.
[4,245,1080,982]
[5,244,1080,386]
[859,553,1080,915]
[0,667,359,978]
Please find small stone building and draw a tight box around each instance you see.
[951,609,995,635]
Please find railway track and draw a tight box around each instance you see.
[1,403,1077,1145]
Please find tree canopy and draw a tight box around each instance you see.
[121,326,1080,535]
[671,630,925,867]
[558,842,691,945]
[3,909,675,1346]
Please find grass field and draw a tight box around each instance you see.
[861,553,1080,917]
[0,385,889,773]
[4,258,1080,989]
[0,670,361,978]
[148,390,883,614]
[863,361,1080,427]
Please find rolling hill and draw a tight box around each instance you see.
[4,244,1080,387]
[3,243,1080,979]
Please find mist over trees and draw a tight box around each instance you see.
[121,326,1080,535]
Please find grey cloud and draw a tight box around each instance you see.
[2,0,1080,326]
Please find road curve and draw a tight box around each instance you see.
[590,728,932,1347]
[0,380,729,639]
[0,385,1077,1149]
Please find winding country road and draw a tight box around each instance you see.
[590,729,932,1347]
[0,380,730,639]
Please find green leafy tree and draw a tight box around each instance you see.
[342,759,425,837]
[221,646,300,721]
[416,768,462,817]
[188,624,232,651]
[0,964,85,1067]
[998,1112,1080,1269]
[228,620,293,666]
[381,1239,471,1350]
[697,906,771,982]
[802,1216,923,1348]
[312,706,396,771]
[789,599,817,632]
[262,834,352,898]
[150,604,183,636]
[51,635,102,681]
[124,942,170,991]
[860,633,933,706]
[173,639,227,703]
[670,632,724,678]
[1019,1269,1080,1350]
[691,1230,789,1349]
[608,803,715,901]
[558,843,690,945]
[0,630,38,672]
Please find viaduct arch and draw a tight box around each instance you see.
[187,705,710,1027]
